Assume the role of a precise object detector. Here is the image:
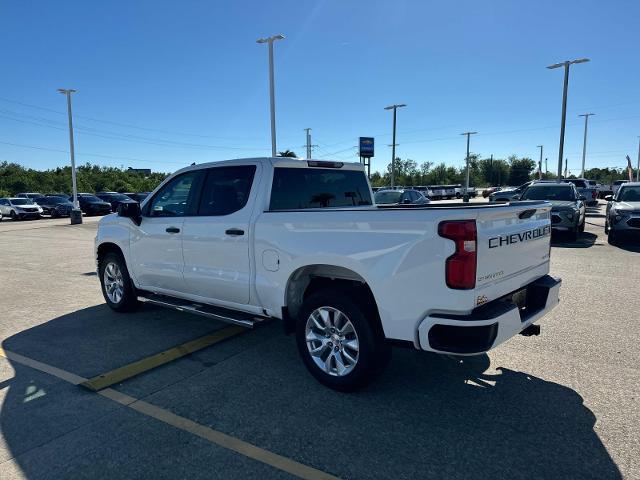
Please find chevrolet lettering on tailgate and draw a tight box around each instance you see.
[489,225,551,249]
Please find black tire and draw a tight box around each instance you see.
[51,209,59,218]
[10,210,18,220]
[608,229,617,245]
[604,220,609,234]
[578,219,585,233]
[98,251,139,312]
[295,289,390,392]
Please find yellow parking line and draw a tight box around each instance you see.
[0,346,340,480]
[103,390,339,480]
[81,325,246,391]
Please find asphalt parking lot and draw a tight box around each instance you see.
[0,201,638,479]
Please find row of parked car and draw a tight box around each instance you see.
[0,191,149,221]
[487,179,640,242]
[371,184,478,200]
[371,179,639,243]
[487,178,631,205]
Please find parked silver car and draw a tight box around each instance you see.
[489,181,533,203]
[604,182,640,243]
[516,182,586,240]
[0,197,43,220]
[374,189,429,205]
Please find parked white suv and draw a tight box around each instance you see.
[95,158,561,390]
[0,197,43,220]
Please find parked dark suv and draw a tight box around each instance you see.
[95,192,137,212]
[123,192,150,203]
[74,193,112,216]
[33,195,74,217]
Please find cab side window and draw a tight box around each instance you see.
[198,166,256,216]
[148,171,202,217]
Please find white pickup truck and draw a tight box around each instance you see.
[95,158,561,391]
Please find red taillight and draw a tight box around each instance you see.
[438,220,477,290]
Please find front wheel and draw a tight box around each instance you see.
[99,252,139,312]
[296,289,390,392]
[10,210,18,220]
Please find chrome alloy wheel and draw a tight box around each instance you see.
[103,261,125,304]
[305,306,360,377]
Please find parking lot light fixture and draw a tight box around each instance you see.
[256,34,285,157]
[461,131,477,202]
[547,58,591,181]
[384,104,407,187]
[537,145,543,179]
[636,136,640,182]
[58,88,82,225]
[579,113,595,178]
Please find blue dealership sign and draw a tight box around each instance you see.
[359,137,374,158]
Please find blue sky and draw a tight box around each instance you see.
[0,0,638,174]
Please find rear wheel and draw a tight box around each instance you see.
[99,252,138,312]
[296,289,390,392]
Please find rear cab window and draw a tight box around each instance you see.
[269,167,372,210]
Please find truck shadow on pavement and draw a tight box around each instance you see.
[0,305,622,479]
[551,231,598,248]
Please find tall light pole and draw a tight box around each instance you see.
[384,103,406,187]
[58,88,82,224]
[537,145,543,179]
[636,136,640,182]
[579,113,595,177]
[547,58,590,180]
[461,131,477,202]
[257,34,285,157]
[304,128,312,159]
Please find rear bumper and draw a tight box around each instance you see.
[417,275,561,354]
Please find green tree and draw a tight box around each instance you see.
[0,161,169,196]
[508,155,536,186]
[277,150,298,158]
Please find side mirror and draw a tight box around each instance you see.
[579,195,587,201]
[118,202,142,225]
[512,194,521,200]
[604,195,613,202]
[403,198,412,204]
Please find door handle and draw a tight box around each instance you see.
[165,226,180,234]
[225,228,244,236]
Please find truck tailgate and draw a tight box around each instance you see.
[474,201,552,302]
